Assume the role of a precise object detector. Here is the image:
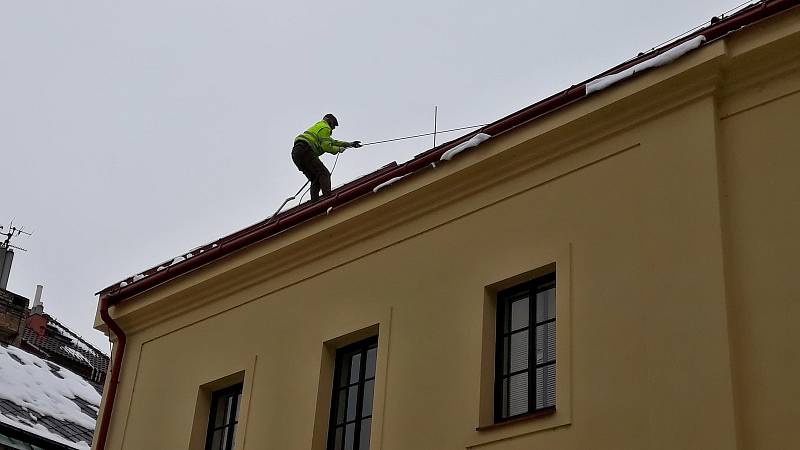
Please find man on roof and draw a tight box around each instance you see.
[292,113,362,201]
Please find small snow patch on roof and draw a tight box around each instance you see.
[440,133,492,161]
[63,347,90,364]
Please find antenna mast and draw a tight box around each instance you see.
[0,222,33,252]
[0,222,32,290]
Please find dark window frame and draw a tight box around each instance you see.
[205,383,243,450]
[327,336,379,450]
[494,272,556,423]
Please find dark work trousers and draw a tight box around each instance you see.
[291,141,331,201]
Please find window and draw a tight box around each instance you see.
[495,273,556,422]
[327,337,378,450]
[205,384,242,450]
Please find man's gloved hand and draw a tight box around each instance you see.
[351,141,362,148]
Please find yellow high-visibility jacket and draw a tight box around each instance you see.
[295,120,351,156]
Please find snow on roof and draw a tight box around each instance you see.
[372,176,408,193]
[440,133,492,161]
[62,347,89,365]
[586,35,707,94]
[101,1,797,302]
[46,319,107,359]
[0,345,100,449]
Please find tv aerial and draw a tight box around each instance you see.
[1,221,33,252]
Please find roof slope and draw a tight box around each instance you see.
[0,345,100,449]
[22,317,109,383]
[99,0,800,305]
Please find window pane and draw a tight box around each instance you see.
[536,364,557,409]
[221,428,231,450]
[510,297,529,331]
[336,389,347,425]
[210,429,223,450]
[509,330,529,373]
[339,356,351,387]
[502,377,509,417]
[333,426,343,450]
[235,393,242,421]
[224,395,235,425]
[508,372,529,417]
[362,380,374,417]
[213,397,228,428]
[346,386,358,421]
[228,427,236,450]
[344,423,356,450]
[536,287,555,322]
[535,322,556,364]
[365,348,377,379]
[502,336,510,375]
[350,354,362,384]
[359,418,372,450]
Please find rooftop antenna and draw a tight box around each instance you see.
[433,106,438,148]
[0,221,33,252]
[0,221,32,290]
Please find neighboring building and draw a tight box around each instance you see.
[93,3,800,450]
[0,232,109,448]
[0,290,27,349]
[0,285,109,386]
[21,299,109,385]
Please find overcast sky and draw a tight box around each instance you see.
[2,0,738,351]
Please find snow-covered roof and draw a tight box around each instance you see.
[0,345,100,449]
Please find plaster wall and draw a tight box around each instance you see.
[94,12,800,450]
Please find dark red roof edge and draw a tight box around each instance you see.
[100,0,799,305]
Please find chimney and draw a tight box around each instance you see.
[0,248,13,290]
[32,284,44,314]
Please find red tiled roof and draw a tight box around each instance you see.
[99,0,800,304]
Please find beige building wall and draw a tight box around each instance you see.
[94,10,800,450]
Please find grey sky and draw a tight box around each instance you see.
[2,0,736,350]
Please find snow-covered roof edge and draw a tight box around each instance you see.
[586,36,707,94]
[98,0,799,303]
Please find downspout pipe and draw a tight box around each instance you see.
[94,294,126,450]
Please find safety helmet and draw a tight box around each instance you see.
[323,113,339,127]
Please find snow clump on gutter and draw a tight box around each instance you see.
[440,133,492,161]
[373,176,407,193]
[169,255,186,266]
[586,35,706,94]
